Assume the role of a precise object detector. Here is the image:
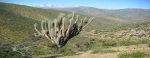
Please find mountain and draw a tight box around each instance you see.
[0,3,124,43]
[0,3,69,43]
[32,4,72,9]
[0,2,150,44]
[51,6,150,22]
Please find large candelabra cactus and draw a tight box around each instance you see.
[34,12,94,47]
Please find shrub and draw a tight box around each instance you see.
[86,42,102,50]
[119,39,139,46]
[148,43,150,47]
[91,47,116,54]
[102,40,117,47]
[61,49,76,56]
[0,46,21,58]
[30,46,52,55]
[118,51,147,58]
[147,40,150,47]
[59,47,76,56]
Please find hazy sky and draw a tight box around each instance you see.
[0,0,150,9]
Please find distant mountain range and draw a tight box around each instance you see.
[32,4,72,9]
[42,6,150,22]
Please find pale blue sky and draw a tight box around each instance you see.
[0,0,150,9]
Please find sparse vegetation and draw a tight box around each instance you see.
[59,47,76,56]
[1,2,150,58]
[91,47,116,54]
[118,51,147,58]
[0,45,21,58]
[148,41,150,47]
[148,44,150,47]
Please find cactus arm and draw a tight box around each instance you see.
[42,20,54,43]
[66,12,74,37]
[41,20,44,31]
[34,23,42,36]
[48,20,52,38]
[44,19,48,31]
[61,17,65,37]
[75,15,79,23]
[79,19,84,28]
[50,22,54,38]
[82,17,94,29]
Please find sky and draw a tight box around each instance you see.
[0,0,150,9]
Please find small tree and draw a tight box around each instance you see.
[34,12,94,47]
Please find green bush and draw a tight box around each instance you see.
[140,39,148,44]
[147,40,150,47]
[0,46,21,58]
[102,39,117,47]
[118,51,147,58]
[118,39,139,46]
[91,47,116,54]
[59,47,76,56]
[86,41,103,50]
[61,49,76,56]
[30,46,52,55]
[148,44,150,47]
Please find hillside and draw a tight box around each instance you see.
[50,6,150,22]
[0,3,125,43]
[0,3,65,43]
[0,2,150,45]
[1,2,150,58]
[0,3,126,58]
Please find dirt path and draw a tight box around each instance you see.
[58,44,150,58]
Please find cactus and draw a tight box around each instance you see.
[34,12,94,47]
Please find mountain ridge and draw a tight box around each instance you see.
[48,6,150,22]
